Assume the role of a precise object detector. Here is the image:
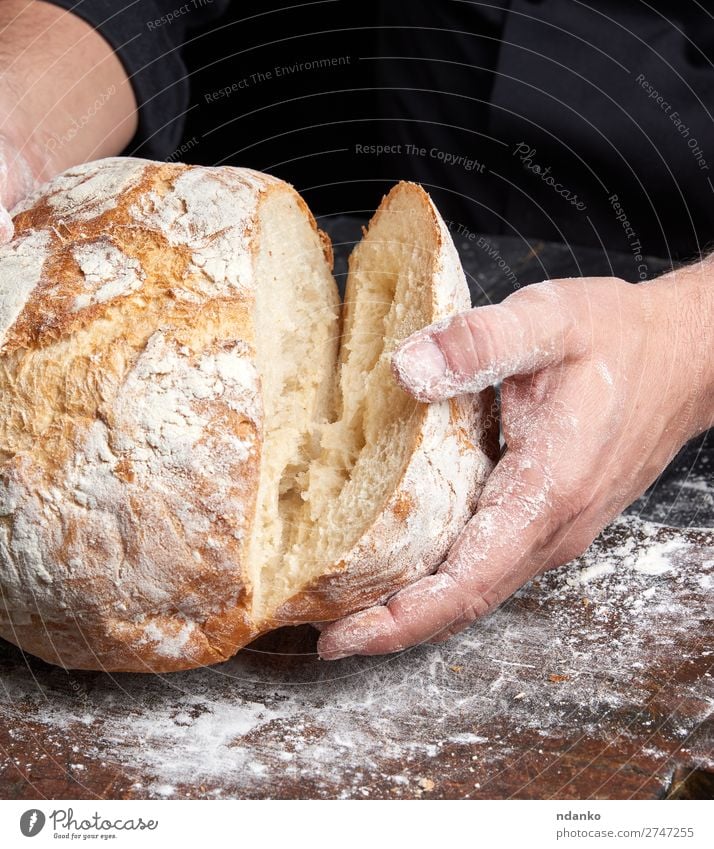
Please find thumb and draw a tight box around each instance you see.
[0,138,38,245]
[391,282,581,402]
[0,205,13,244]
[0,158,14,244]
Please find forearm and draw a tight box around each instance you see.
[0,0,137,196]
[647,255,714,438]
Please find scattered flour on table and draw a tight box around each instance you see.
[625,539,685,575]
[0,516,711,797]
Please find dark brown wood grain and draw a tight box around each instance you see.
[0,519,711,800]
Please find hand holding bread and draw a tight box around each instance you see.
[319,270,714,658]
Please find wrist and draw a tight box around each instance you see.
[646,258,714,438]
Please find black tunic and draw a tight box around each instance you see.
[44,0,714,260]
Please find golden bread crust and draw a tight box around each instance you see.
[0,159,291,670]
[0,166,494,672]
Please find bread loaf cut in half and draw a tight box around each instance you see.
[0,158,497,671]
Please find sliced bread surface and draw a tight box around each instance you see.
[271,182,497,625]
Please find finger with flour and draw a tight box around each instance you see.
[0,137,37,244]
[391,282,584,402]
[0,205,12,244]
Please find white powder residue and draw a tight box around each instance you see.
[214,350,259,386]
[624,538,685,575]
[595,359,614,386]
[0,330,261,626]
[71,241,144,311]
[130,167,276,295]
[392,311,565,403]
[140,622,194,659]
[34,158,148,221]
[0,229,51,346]
[449,732,489,744]
[575,561,616,582]
[0,516,710,798]
[113,332,259,470]
[680,477,714,495]
[153,785,176,798]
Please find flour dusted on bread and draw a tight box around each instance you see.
[0,158,496,671]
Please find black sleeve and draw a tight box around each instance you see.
[43,0,231,159]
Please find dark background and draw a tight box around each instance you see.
[179,1,381,220]
[169,0,714,266]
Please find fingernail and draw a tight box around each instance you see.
[393,338,447,395]
[317,638,353,661]
[319,647,351,661]
[317,613,377,660]
[317,627,361,660]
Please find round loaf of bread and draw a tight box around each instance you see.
[0,158,496,671]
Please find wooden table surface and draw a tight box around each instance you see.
[0,224,712,800]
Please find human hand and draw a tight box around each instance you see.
[318,268,714,659]
[0,134,36,243]
[0,0,139,245]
